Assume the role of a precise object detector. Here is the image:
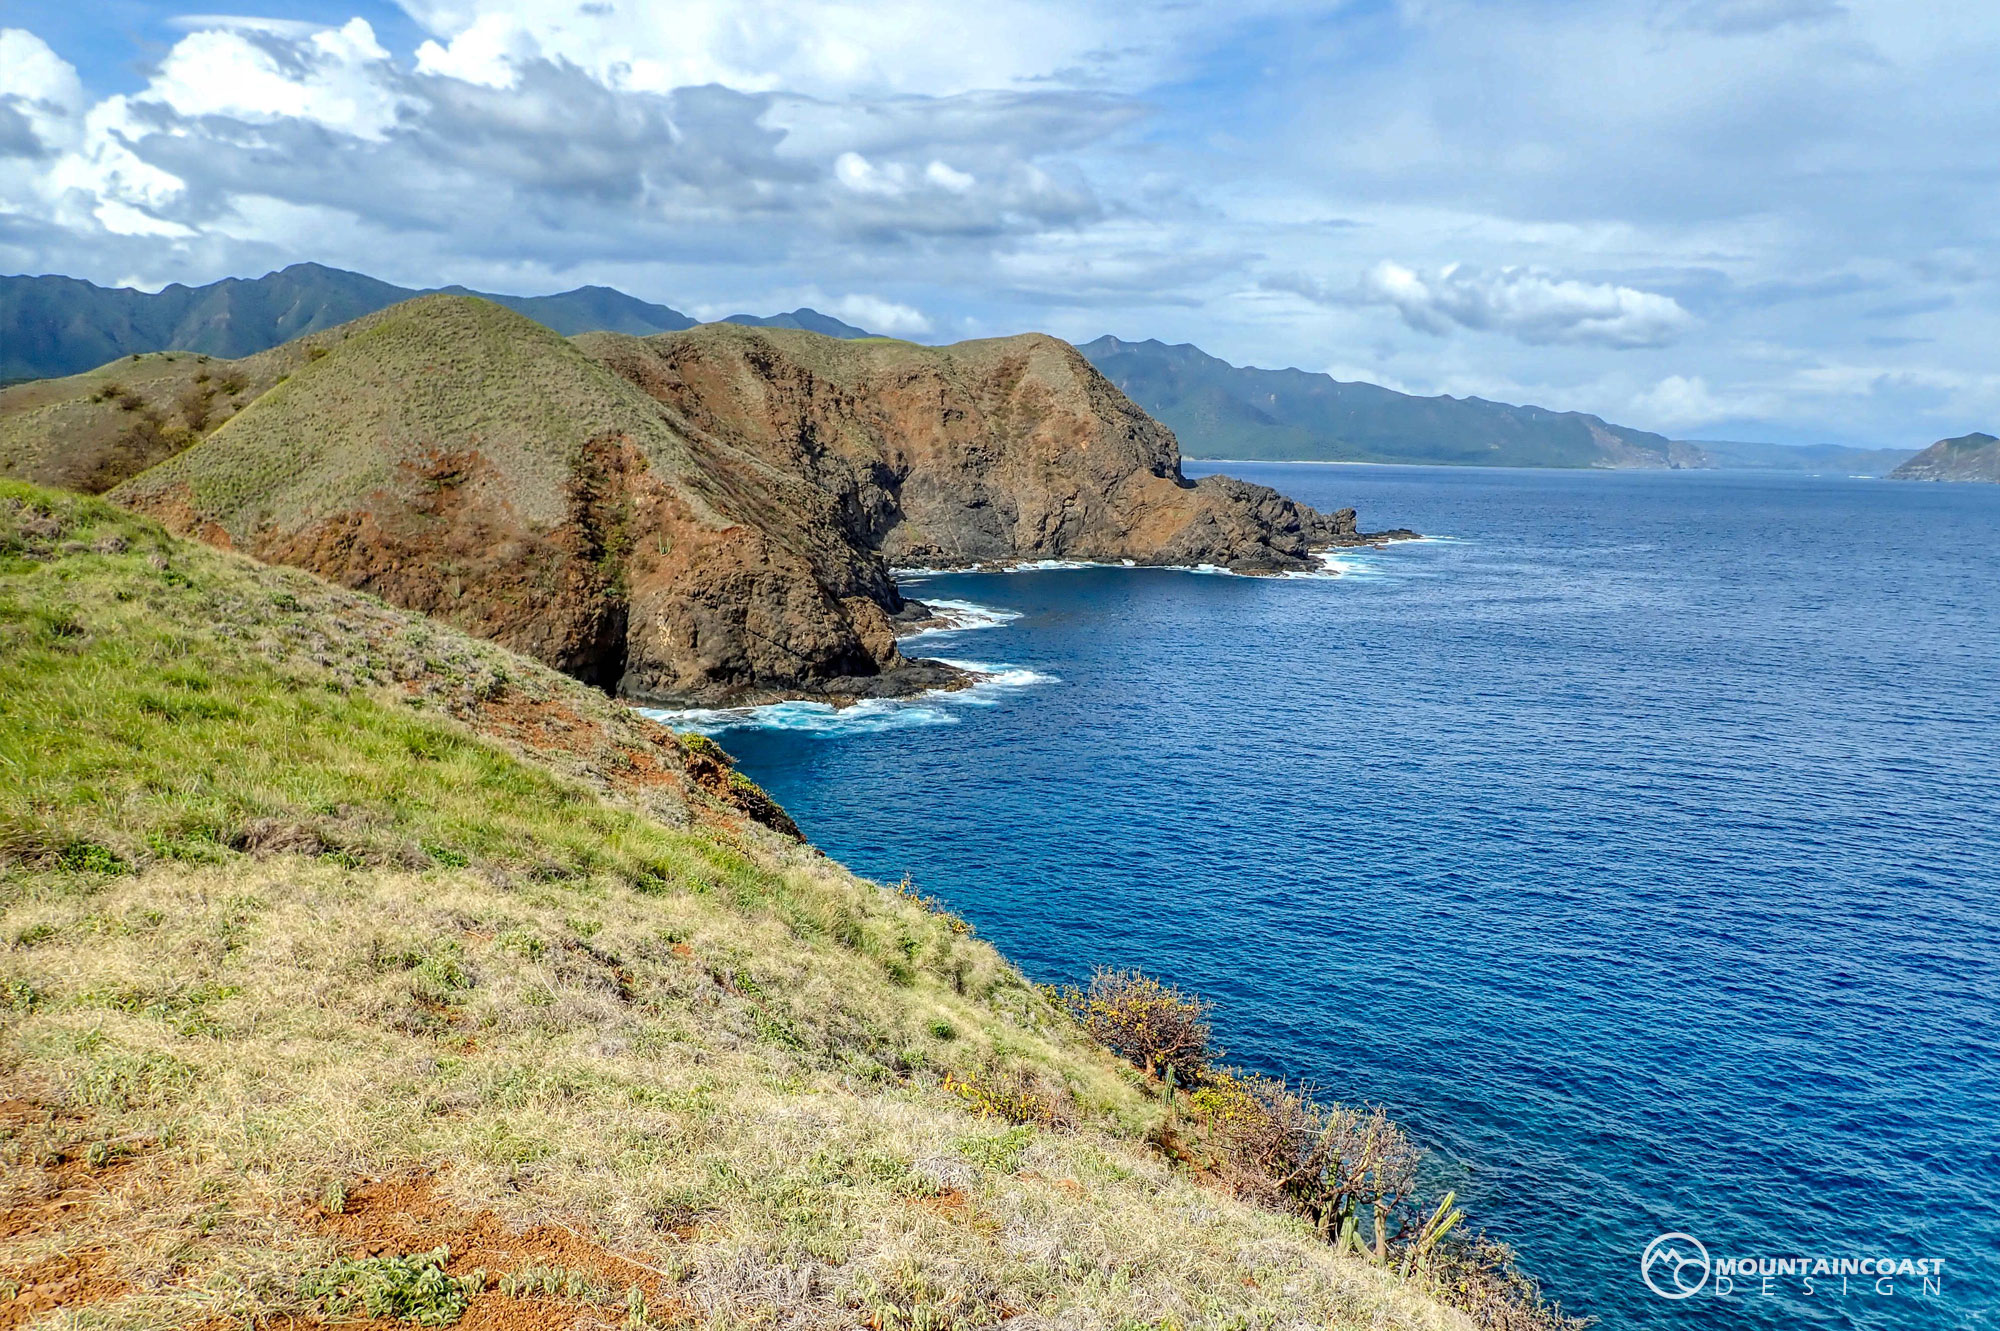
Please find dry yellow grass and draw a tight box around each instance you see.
[0,485,1467,1331]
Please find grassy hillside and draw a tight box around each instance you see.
[110,294,705,539]
[0,341,313,496]
[0,483,1474,1331]
[1889,431,2000,482]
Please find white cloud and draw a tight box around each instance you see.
[45,97,192,233]
[1630,374,1740,428]
[830,293,931,335]
[834,151,906,196]
[0,27,84,176]
[1355,262,1697,349]
[150,20,410,140]
[414,14,539,90]
[4,1,2000,446]
[925,160,976,193]
[389,0,1222,99]
[0,28,83,116]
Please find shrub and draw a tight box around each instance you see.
[177,382,215,433]
[1063,967,1214,1082]
[943,1065,1077,1128]
[1202,1075,1419,1257]
[1422,1231,1591,1331]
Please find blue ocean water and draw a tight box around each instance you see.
[683,465,2000,1329]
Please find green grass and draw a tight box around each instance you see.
[110,296,704,541]
[0,481,1467,1331]
[0,483,714,893]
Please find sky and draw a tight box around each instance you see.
[1,0,1995,447]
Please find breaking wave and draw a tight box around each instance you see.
[638,659,1056,737]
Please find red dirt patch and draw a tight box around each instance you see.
[0,1100,151,1323]
[0,1250,127,1330]
[303,1174,687,1328]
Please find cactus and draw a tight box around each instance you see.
[1399,1191,1465,1277]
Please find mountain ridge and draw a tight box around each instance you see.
[1078,336,1707,470]
[0,264,885,380]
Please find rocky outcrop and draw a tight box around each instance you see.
[12,296,1414,706]
[582,324,1411,573]
[1889,432,2000,482]
[105,296,951,707]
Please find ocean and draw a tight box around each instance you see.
[655,463,2000,1328]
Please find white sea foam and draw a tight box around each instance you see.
[637,659,1056,737]
[898,542,1437,584]
[897,598,1022,641]
[894,557,1133,576]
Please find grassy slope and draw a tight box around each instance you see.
[0,484,1461,1331]
[110,296,713,540]
[0,346,301,497]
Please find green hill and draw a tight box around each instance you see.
[98,295,920,704]
[1078,336,1705,469]
[1889,431,2000,482]
[0,484,1520,1330]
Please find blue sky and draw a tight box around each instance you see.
[2,0,1995,447]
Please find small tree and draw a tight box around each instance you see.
[1065,967,1215,1082]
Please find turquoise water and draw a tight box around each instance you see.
[671,465,2000,1328]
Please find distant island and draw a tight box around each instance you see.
[1889,432,2000,482]
[1675,438,1918,476]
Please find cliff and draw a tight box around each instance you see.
[1888,431,2000,482]
[0,483,1473,1331]
[95,296,949,707]
[581,323,1406,573]
[1,297,1412,706]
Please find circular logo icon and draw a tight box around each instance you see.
[1641,1232,1711,1299]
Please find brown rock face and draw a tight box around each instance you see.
[24,296,1412,705]
[583,325,1385,573]
[106,297,942,706]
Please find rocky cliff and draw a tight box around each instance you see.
[101,296,945,706]
[582,324,1409,572]
[4,297,1413,705]
[1888,431,2000,482]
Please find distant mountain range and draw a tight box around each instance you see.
[1675,438,1918,476]
[1077,336,1707,470]
[0,263,881,381]
[1,263,1912,473]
